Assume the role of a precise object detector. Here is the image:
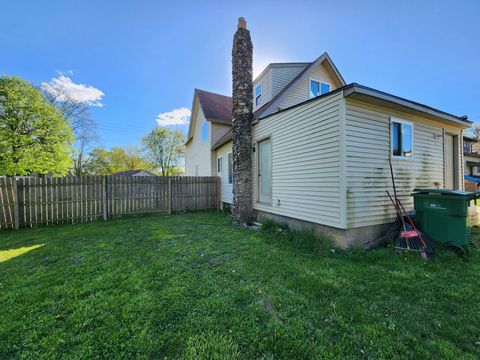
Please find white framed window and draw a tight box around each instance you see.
[217,156,223,174]
[255,84,262,106]
[201,122,209,143]
[227,153,233,184]
[391,117,413,159]
[309,79,331,98]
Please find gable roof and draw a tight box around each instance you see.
[186,89,232,144]
[196,89,232,124]
[253,52,345,119]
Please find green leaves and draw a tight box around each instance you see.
[0,76,74,176]
[142,127,184,176]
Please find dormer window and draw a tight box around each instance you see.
[309,79,330,98]
[255,84,262,106]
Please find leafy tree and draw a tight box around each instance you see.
[43,80,99,176]
[142,127,184,176]
[85,146,152,175]
[0,76,74,176]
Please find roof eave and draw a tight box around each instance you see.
[343,84,471,128]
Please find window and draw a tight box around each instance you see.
[195,165,199,176]
[391,118,413,158]
[258,139,271,203]
[255,84,262,106]
[309,79,330,98]
[217,156,223,174]
[228,153,233,184]
[201,122,209,142]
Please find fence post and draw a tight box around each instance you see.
[13,178,20,230]
[167,177,172,214]
[102,176,108,221]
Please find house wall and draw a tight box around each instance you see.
[252,91,344,228]
[270,64,307,97]
[215,141,234,204]
[344,98,464,229]
[185,106,213,176]
[276,61,341,111]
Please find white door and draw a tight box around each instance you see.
[445,134,456,189]
[258,139,271,203]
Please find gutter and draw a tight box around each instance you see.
[343,83,470,126]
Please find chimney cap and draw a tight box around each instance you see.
[237,17,247,29]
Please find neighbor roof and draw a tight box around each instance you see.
[111,170,156,176]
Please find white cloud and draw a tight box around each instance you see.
[41,75,105,107]
[156,107,191,126]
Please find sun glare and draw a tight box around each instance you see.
[0,244,45,262]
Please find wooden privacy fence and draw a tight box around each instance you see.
[0,176,220,230]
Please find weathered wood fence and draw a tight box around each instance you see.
[0,176,219,230]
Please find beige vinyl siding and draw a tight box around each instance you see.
[271,64,307,97]
[211,124,231,145]
[215,141,233,204]
[345,99,463,228]
[252,91,343,228]
[185,106,213,176]
[253,69,272,113]
[276,61,340,111]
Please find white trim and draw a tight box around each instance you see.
[390,117,414,160]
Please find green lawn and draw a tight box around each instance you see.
[1,211,479,359]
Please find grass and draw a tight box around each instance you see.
[0,211,479,359]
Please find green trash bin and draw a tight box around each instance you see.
[411,189,480,246]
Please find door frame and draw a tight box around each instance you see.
[257,137,272,204]
[444,131,460,190]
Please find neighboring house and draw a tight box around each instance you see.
[111,170,156,176]
[463,136,480,191]
[185,52,470,247]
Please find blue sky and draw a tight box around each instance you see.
[1,0,479,148]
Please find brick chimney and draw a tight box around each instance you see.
[232,17,254,224]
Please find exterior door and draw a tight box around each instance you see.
[445,134,457,189]
[258,139,271,203]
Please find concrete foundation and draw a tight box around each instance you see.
[255,209,391,249]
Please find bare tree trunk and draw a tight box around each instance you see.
[231,17,254,224]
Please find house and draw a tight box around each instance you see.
[111,170,156,176]
[463,136,480,191]
[185,18,471,247]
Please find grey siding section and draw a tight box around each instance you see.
[271,64,307,97]
[252,92,343,228]
[345,99,463,228]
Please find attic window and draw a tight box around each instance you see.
[255,84,262,106]
[201,122,209,142]
[391,118,413,158]
[309,79,330,98]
